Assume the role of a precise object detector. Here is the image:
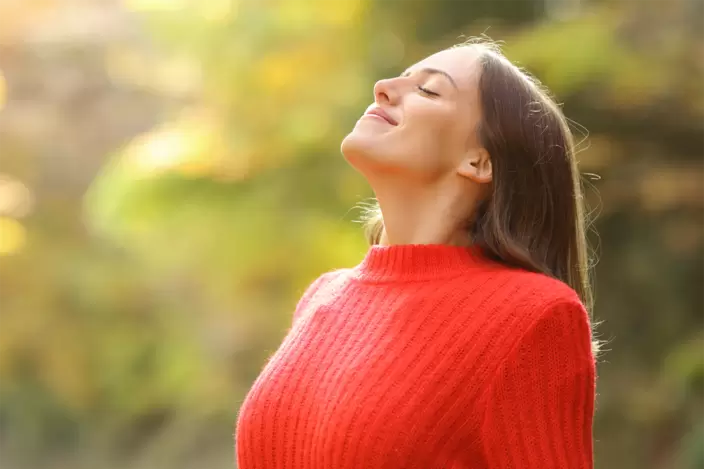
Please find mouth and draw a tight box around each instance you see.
[363,106,398,126]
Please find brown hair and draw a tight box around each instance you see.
[363,40,599,350]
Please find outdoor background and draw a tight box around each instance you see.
[0,0,702,468]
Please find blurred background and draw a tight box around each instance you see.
[0,0,702,468]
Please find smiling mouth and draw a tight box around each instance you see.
[363,107,398,126]
[361,113,393,124]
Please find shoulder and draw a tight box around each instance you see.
[451,263,584,316]
[300,268,352,299]
[445,265,591,350]
[497,269,590,335]
[498,265,581,304]
[481,286,595,396]
[448,267,594,387]
[293,268,351,324]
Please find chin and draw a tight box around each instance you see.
[341,124,413,178]
[340,131,385,171]
[341,128,362,152]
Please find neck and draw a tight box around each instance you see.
[371,176,476,246]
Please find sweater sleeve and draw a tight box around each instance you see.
[480,298,596,469]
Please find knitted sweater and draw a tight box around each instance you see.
[235,243,596,469]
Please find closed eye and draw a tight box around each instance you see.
[417,85,440,97]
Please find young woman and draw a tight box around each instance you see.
[235,39,599,469]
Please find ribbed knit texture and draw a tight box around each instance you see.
[235,244,596,469]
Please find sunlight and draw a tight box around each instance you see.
[127,127,193,175]
[0,217,27,256]
[0,174,34,218]
[123,114,226,179]
[124,0,189,12]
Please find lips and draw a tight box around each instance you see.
[363,107,398,126]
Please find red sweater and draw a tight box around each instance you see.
[235,244,596,468]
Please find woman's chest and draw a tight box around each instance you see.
[236,302,492,469]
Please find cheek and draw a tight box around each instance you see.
[402,103,465,160]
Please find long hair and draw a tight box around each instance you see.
[362,40,599,350]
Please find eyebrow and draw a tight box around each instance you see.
[401,67,458,90]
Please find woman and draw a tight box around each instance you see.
[235,39,598,469]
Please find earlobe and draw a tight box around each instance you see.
[457,148,492,183]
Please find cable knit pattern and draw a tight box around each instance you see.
[235,244,596,469]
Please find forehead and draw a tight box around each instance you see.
[406,46,482,92]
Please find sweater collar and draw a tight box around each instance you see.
[352,243,488,283]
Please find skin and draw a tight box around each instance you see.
[341,46,493,247]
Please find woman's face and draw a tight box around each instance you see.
[341,46,485,182]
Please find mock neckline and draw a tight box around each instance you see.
[351,243,489,283]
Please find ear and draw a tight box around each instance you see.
[457,148,492,183]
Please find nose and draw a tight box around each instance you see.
[373,77,398,105]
